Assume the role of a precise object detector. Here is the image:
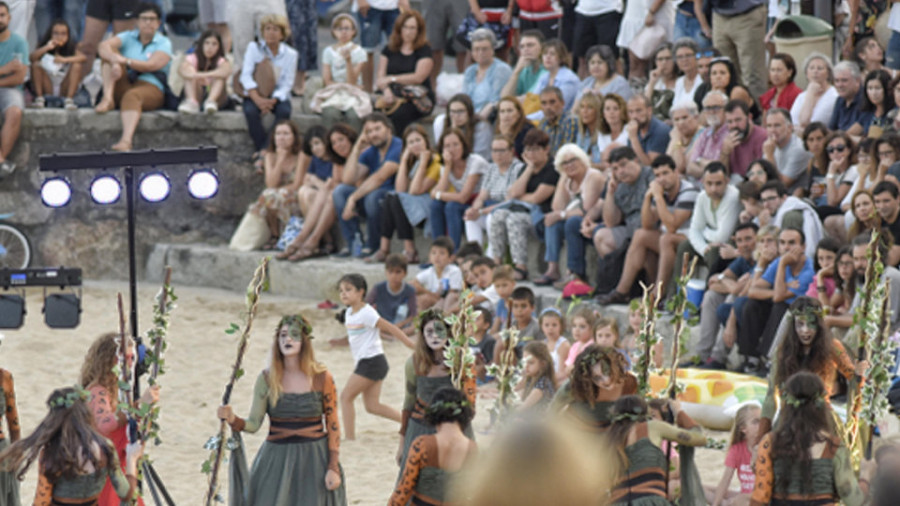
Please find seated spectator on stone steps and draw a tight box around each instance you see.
[177,29,231,114]
[29,18,85,110]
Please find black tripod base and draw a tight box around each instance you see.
[141,460,176,506]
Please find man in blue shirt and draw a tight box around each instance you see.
[828,61,872,137]
[0,1,27,177]
[626,94,671,166]
[694,222,759,369]
[737,226,814,375]
[333,112,401,257]
[94,2,172,151]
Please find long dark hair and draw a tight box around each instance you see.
[442,94,477,150]
[0,387,116,481]
[833,246,857,298]
[414,309,449,375]
[326,123,359,166]
[770,372,834,495]
[862,69,895,113]
[775,297,834,388]
[38,19,77,57]
[569,345,628,405]
[606,395,650,473]
[425,387,474,431]
[193,30,226,72]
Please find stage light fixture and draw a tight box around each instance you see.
[43,291,81,329]
[186,169,219,199]
[90,174,122,205]
[138,172,170,202]
[0,293,24,329]
[40,177,72,207]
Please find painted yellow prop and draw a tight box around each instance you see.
[648,369,768,430]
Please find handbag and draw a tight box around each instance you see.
[389,82,434,115]
[628,24,666,61]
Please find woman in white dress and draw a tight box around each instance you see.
[616,0,674,80]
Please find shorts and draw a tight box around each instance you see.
[86,0,137,21]
[0,88,25,113]
[357,7,400,51]
[424,0,469,51]
[198,0,227,24]
[354,354,389,381]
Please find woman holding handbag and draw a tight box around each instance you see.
[616,0,674,81]
[375,10,434,135]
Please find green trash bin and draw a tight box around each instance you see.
[773,15,834,89]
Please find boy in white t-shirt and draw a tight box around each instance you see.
[338,273,414,440]
[413,236,463,312]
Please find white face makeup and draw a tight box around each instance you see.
[278,325,302,357]
[423,319,448,351]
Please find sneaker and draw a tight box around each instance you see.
[203,100,218,114]
[178,99,199,114]
[595,290,630,306]
[697,358,727,370]
[31,96,45,109]
[332,248,352,258]
[64,97,77,110]
[0,160,15,178]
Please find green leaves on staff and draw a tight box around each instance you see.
[442,290,478,391]
[203,257,269,506]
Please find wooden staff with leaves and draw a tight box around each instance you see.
[846,230,888,468]
[139,267,176,445]
[636,281,662,398]
[444,290,477,390]
[203,258,269,506]
[116,293,136,441]
[663,254,698,496]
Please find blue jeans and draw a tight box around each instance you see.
[35,0,86,41]
[357,7,400,50]
[888,30,900,70]
[673,11,712,49]
[543,216,588,278]
[242,98,291,151]
[333,184,389,251]
[429,199,468,251]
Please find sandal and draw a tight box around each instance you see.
[251,151,265,174]
[513,266,529,281]
[261,237,279,251]
[276,243,300,260]
[532,274,560,286]
[287,245,317,262]
[403,249,419,264]
[364,249,388,263]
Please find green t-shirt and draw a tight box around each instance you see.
[516,64,547,96]
[0,33,28,90]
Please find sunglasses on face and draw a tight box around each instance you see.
[826,145,847,154]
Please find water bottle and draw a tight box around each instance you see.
[351,232,362,257]
[396,303,409,322]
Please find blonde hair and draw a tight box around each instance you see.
[330,13,357,38]
[595,316,621,347]
[260,14,291,41]
[267,316,326,406]
[553,143,592,173]
[569,305,597,336]
[492,265,515,283]
[730,404,761,446]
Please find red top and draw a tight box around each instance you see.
[759,82,803,112]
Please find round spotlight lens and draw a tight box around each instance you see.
[139,173,170,202]
[187,170,219,200]
[90,175,121,205]
[41,178,72,207]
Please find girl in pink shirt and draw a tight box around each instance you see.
[563,306,597,378]
[706,403,762,506]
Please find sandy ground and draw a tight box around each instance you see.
[1,280,735,505]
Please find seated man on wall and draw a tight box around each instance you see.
[0,0,26,177]
[333,112,402,257]
[590,146,653,260]
[596,155,698,305]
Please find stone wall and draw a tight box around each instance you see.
[2,108,323,279]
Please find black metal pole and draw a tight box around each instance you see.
[125,167,142,403]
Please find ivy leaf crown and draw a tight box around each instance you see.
[278,314,313,340]
[48,385,91,409]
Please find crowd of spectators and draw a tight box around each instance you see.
[8,0,900,378]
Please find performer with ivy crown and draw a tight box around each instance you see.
[0,339,20,505]
[605,395,707,505]
[398,309,477,473]
[390,387,478,505]
[0,386,143,505]
[751,371,865,506]
[759,296,867,437]
[217,314,347,506]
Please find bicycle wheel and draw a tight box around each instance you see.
[0,223,30,269]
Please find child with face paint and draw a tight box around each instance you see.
[551,345,638,433]
[397,309,477,473]
[759,296,868,437]
[336,273,414,440]
[218,314,348,504]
